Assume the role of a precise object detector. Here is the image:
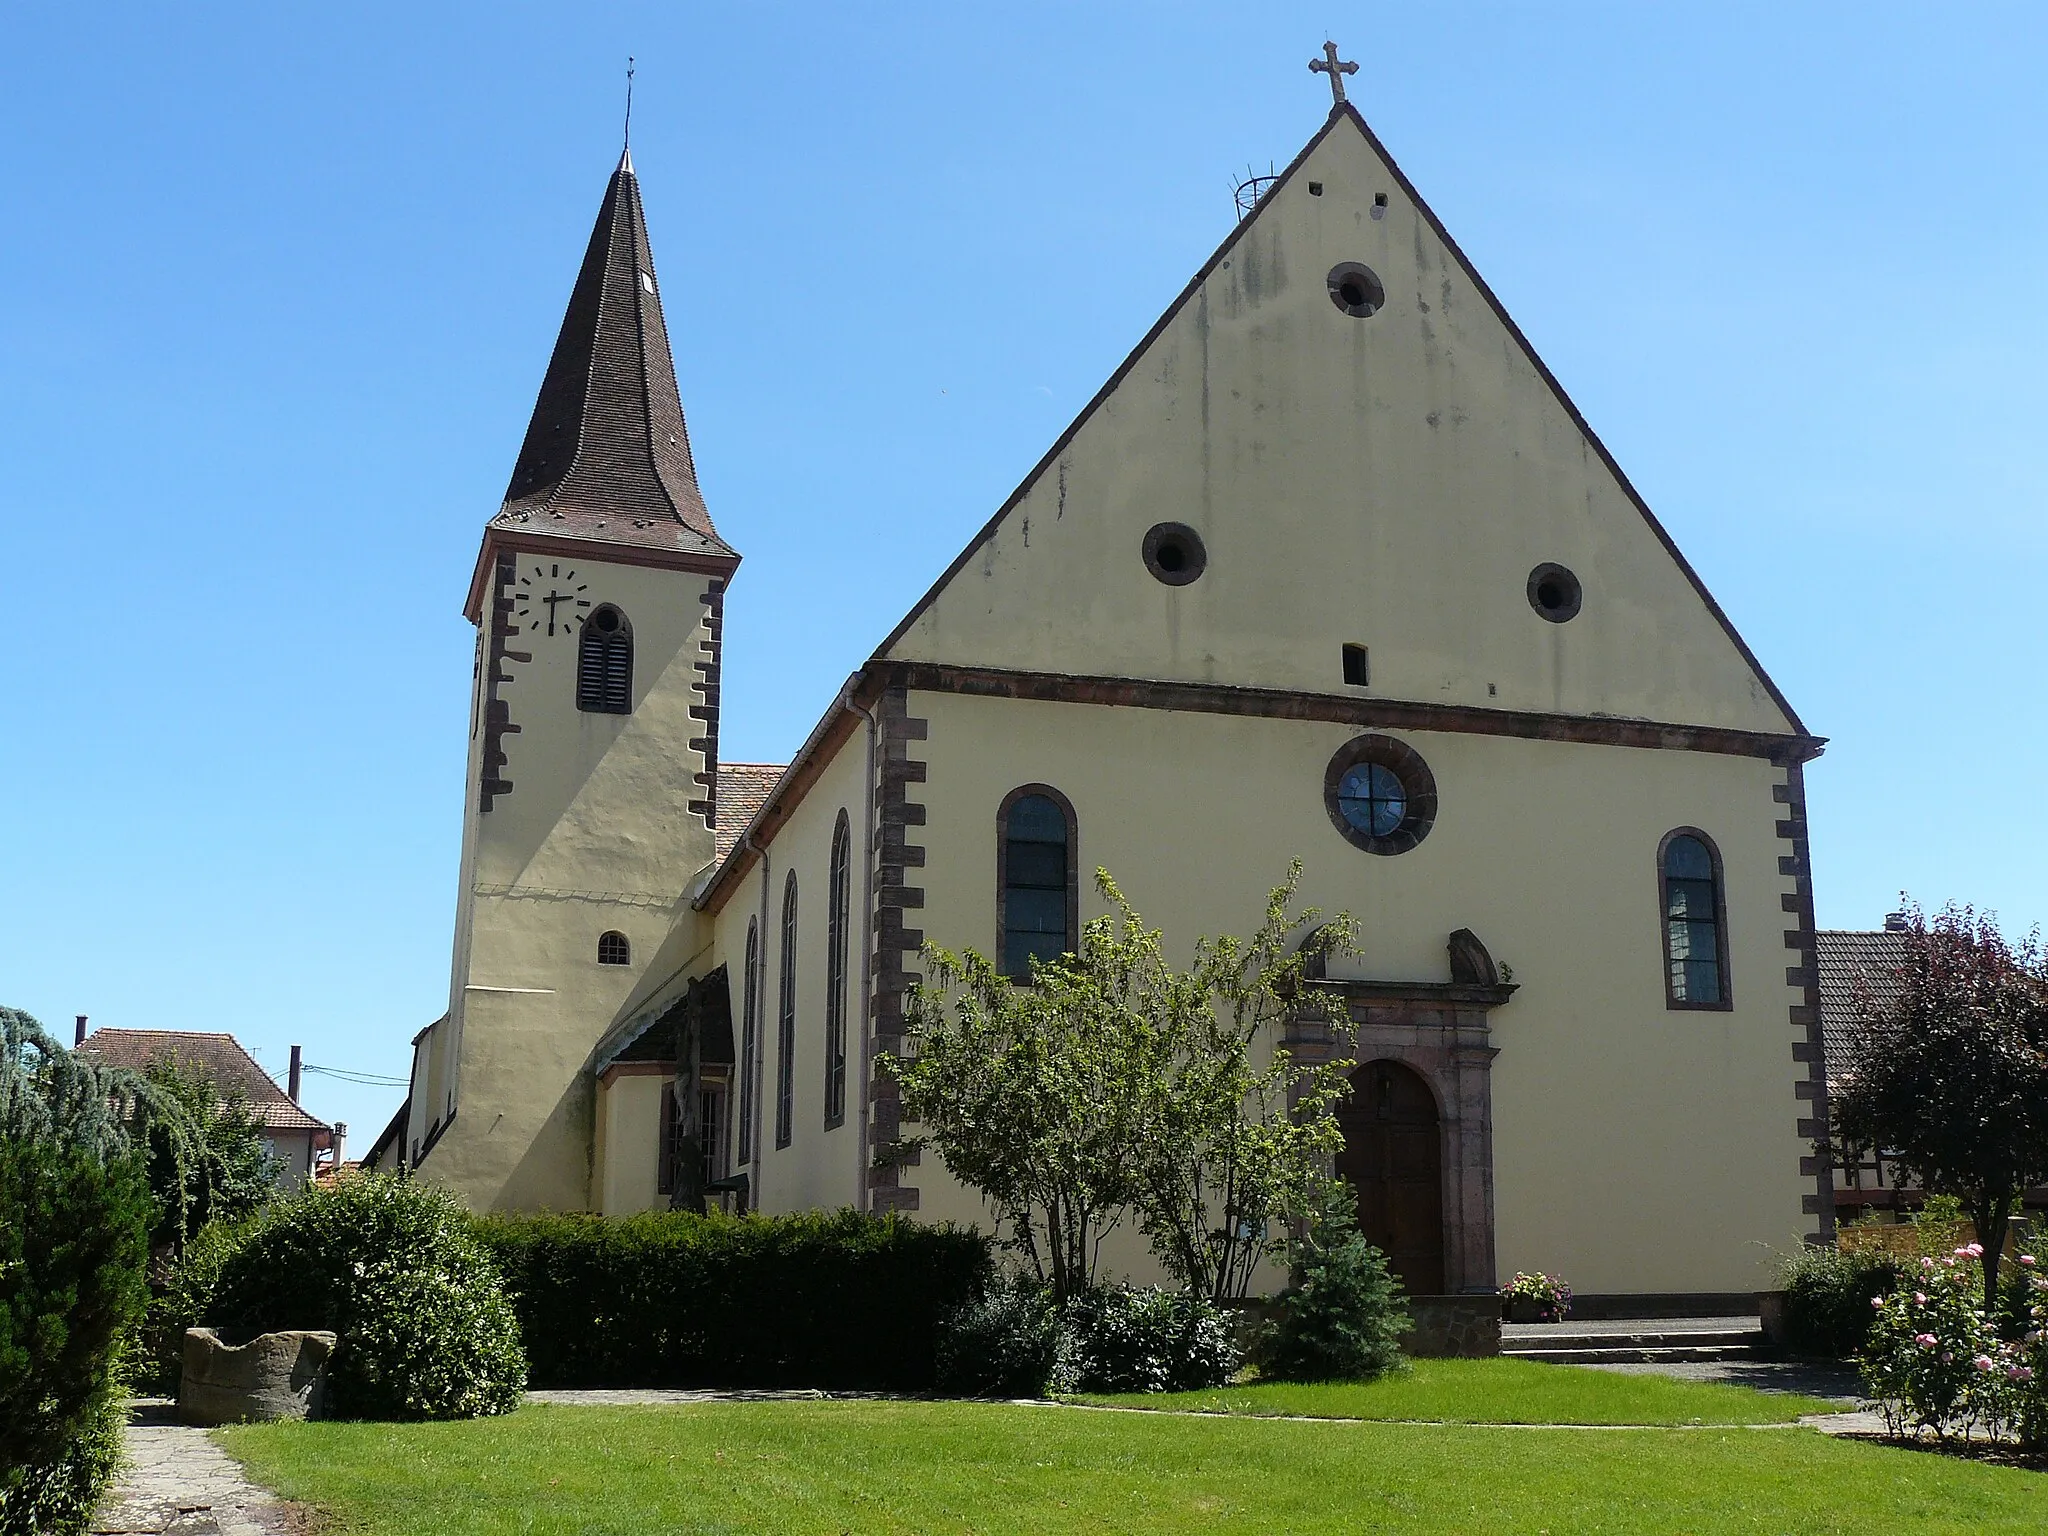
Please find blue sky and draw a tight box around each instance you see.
[3,4,2043,1142]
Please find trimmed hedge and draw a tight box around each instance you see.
[474,1208,991,1390]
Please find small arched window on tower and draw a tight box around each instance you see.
[1659,829,1730,1009]
[597,931,631,966]
[577,605,633,714]
[998,786,1077,979]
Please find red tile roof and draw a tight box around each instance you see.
[1815,930,1912,1081]
[715,762,787,863]
[78,1029,329,1133]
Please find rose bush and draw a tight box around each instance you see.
[1862,1242,2048,1445]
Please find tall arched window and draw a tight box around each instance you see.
[737,918,759,1166]
[1660,829,1730,1009]
[824,810,852,1128]
[775,871,798,1148]
[576,605,633,714]
[998,785,1077,979]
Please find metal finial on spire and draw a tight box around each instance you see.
[1310,40,1358,106]
[624,56,635,150]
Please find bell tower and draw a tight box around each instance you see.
[406,148,740,1210]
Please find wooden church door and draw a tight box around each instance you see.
[1336,1060,1446,1295]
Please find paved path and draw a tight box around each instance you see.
[91,1402,296,1536]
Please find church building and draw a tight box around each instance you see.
[380,76,1833,1305]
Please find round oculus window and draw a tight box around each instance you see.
[1327,261,1386,318]
[1526,563,1583,623]
[1142,522,1207,586]
[1323,735,1437,855]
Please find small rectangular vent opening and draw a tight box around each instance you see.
[1342,644,1370,687]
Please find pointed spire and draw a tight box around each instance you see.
[494,152,734,561]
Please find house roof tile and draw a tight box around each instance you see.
[715,762,787,864]
[1816,930,1912,1079]
[78,1028,329,1133]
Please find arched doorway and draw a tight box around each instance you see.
[1336,1059,1445,1295]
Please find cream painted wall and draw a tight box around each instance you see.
[902,689,1809,1296]
[887,112,1797,737]
[595,1070,668,1215]
[418,549,721,1211]
[714,733,871,1217]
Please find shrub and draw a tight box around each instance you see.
[936,1272,1060,1398]
[1263,1188,1409,1382]
[474,1207,991,1391]
[1053,1286,1239,1394]
[1778,1242,1905,1358]
[0,1136,150,1536]
[206,1174,524,1420]
[0,1366,126,1536]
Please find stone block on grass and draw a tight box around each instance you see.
[178,1326,337,1425]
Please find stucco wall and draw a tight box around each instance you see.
[595,1069,667,1216]
[420,552,720,1211]
[900,688,1807,1296]
[717,732,871,1216]
[886,111,1795,738]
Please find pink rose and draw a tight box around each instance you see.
[1916,1333,1938,1349]
[1872,1296,1886,1308]
[1921,1257,1938,1271]
[1915,1292,1929,1304]
[2023,1255,2038,1267]
[1974,1355,1996,1372]
[2012,1366,2034,1382]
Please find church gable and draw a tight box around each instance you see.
[881,107,1802,738]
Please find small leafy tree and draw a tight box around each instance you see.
[1105,864,1358,1301]
[1830,903,2048,1308]
[887,863,1357,1302]
[888,940,1143,1299]
[138,1058,280,1251]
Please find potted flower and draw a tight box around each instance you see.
[1500,1271,1572,1324]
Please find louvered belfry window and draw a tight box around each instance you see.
[577,605,634,714]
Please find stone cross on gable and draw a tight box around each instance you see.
[1310,40,1358,105]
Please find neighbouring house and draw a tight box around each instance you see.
[78,1026,336,1186]
[380,75,1835,1308]
[1819,919,2048,1224]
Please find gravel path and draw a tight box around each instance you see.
[91,1402,298,1536]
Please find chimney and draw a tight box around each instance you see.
[1883,913,1910,933]
[288,1044,303,1103]
[333,1122,347,1168]
[74,1014,87,1047]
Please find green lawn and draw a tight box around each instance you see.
[1075,1357,1847,1424]
[220,1397,2048,1535]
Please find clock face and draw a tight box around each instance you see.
[514,562,593,639]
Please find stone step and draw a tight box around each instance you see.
[1507,1328,1764,1353]
[1505,1343,1770,1365]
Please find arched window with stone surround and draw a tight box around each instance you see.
[737,918,759,1166]
[824,811,851,1128]
[576,605,633,714]
[1660,829,1731,1009]
[998,786,1077,979]
[775,871,798,1148]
